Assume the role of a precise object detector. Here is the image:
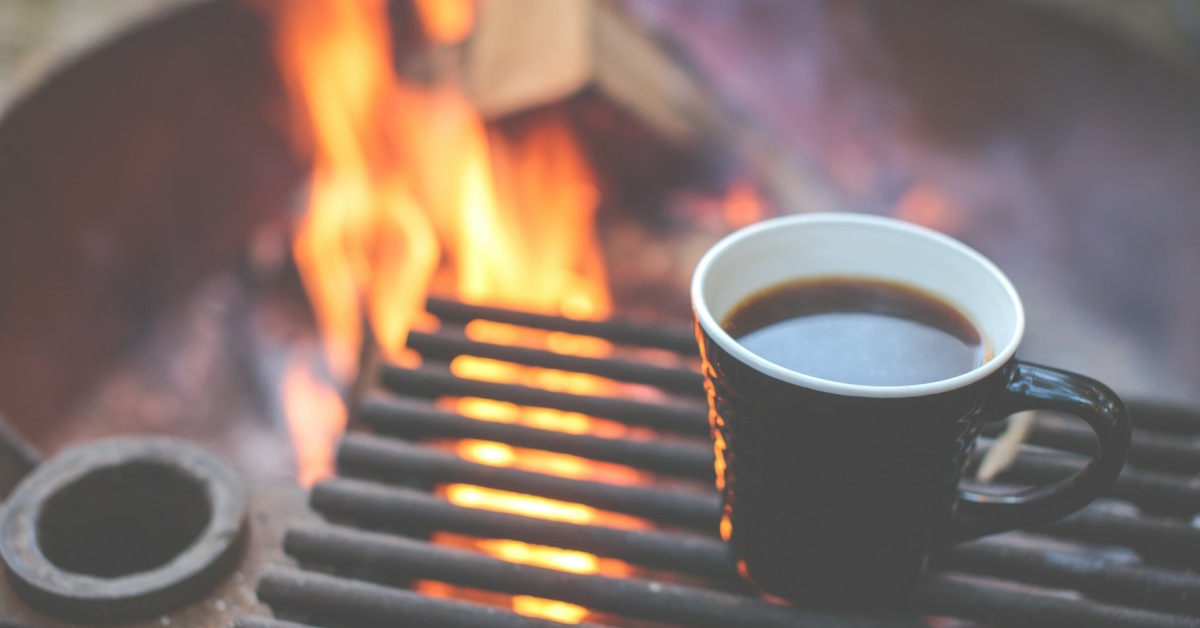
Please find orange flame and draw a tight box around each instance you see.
[268,0,439,381]
[414,0,476,45]
[280,359,347,487]
[722,179,766,228]
[512,597,590,624]
[258,0,632,622]
[892,182,962,233]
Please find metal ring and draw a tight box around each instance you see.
[0,436,247,622]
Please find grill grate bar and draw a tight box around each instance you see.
[1037,506,1200,564]
[934,538,1200,616]
[309,477,1200,616]
[909,574,1199,628]
[981,415,1200,475]
[982,447,1200,515]
[425,297,699,355]
[380,364,710,435]
[283,523,898,628]
[310,478,738,581]
[406,330,705,397]
[356,395,714,480]
[255,566,598,628]
[1122,400,1200,436]
[336,433,721,529]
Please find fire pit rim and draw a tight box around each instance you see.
[0,436,248,622]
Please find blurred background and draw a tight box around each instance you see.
[1,0,1198,482]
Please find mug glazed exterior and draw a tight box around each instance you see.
[699,323,1002,601]
[692,213,1130,604]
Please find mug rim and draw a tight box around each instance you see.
[691,212,1026,399]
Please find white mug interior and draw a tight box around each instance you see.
[692,212,1025,398]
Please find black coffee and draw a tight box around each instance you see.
[723,277,987,386]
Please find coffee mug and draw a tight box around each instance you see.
[691,213,1131,603]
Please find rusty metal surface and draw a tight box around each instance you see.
[0,0,304,441]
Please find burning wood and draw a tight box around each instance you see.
[467,0,717,144]
[471,0,850,218]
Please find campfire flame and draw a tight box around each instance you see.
[257,0,635,622]
[280,358,348,488]
[266,0,439,381]
[722,178,767,229]
[892,182,961,233]
[413,0,476,45]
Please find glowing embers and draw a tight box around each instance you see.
[259,0,606,495]
[432,323,650,623]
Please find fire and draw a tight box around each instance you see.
[722,179,767,228]
[451,113,607,314]
[432,111,640,622]
[414,0,476,45]
[513,597,590,625]
[267,0,440,380]
[892,182,962,233]
[257,0,635,622]
[280,358,347,487]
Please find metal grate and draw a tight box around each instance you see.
[238,299,1200,627]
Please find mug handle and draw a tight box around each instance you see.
[946,361,1132,543]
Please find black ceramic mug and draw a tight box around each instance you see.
[692,213,1131,603]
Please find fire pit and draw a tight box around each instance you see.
[0,0,1198,625]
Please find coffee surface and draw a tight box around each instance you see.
[723,277,986,386]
